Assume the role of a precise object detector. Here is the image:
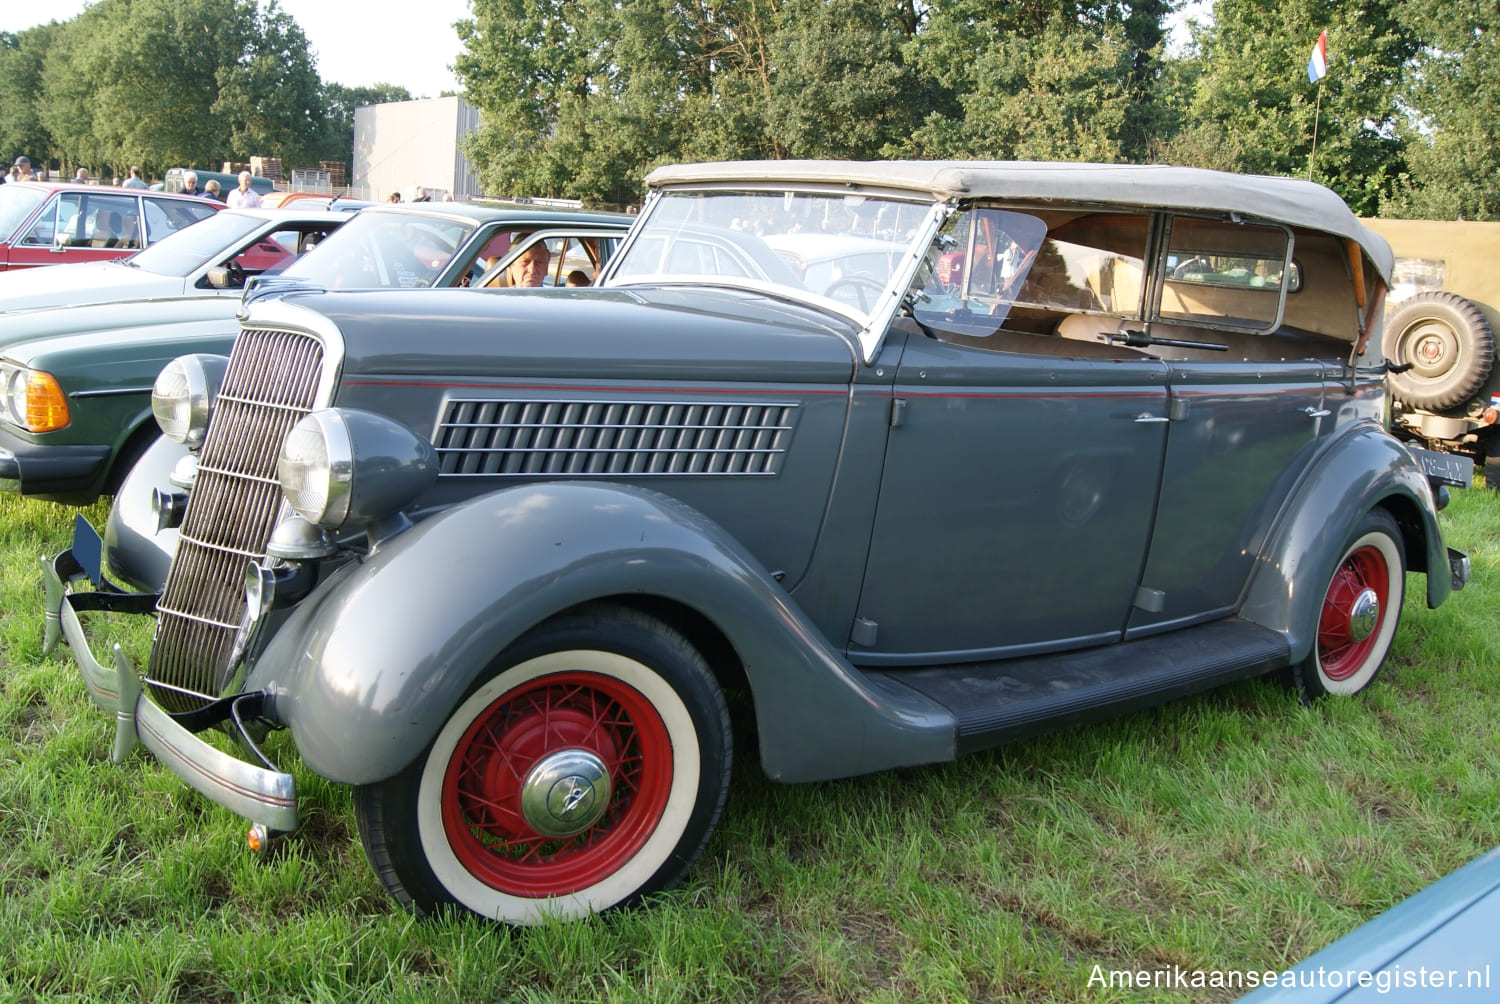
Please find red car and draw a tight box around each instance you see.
[0,181,220,271]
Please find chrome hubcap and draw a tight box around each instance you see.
[1347,588,1380,643]
[520,749,611,838]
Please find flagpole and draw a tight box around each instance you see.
[1308,80,1324,181]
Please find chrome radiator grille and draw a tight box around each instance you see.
[147,328,324,712]
[435,398,797,477]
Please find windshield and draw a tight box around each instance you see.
[280,210,476,288]
[0,186,48,242]
[609,189,933,317]
[128,211,266,276]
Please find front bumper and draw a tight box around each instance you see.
[0,423,111,501]
[41,517,297,833]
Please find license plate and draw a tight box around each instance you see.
[1410,447,1473,489]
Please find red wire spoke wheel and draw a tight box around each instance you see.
[440,670,674,896]
[1302,510,1405,697]
[355,606,731,925]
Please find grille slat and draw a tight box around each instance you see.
[434,397,798,478]
[148,327,325,712]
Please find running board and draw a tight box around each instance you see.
[869,618,1289,756]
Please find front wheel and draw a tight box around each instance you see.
[1298,510,1405,698]
[354,605,731,924]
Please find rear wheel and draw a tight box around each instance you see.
[354,605,731,924]
[1298,510,1405,698]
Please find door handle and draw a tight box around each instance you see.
[1304,407,1331,418]
[1134,414,1169,423]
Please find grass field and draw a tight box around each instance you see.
[0,487,1495,1004]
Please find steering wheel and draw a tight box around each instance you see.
[224,260,247,287]
[823,275,886,312]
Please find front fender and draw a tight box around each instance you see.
[251,482,954,786]
[1242,421,1450,662]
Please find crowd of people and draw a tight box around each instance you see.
[3,159,267,207]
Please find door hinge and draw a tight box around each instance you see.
[1169,397,1190,422]
[851,617,879,647]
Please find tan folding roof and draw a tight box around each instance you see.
[645,160,1394,282]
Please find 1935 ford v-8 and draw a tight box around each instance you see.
[42,161,1469,925]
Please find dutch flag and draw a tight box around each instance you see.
[1307,29,1328,83]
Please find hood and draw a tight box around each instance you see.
[0,260,194,313]
[0,296,237,356]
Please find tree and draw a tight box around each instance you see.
[1168,0,1416,216]
[1382,1,1500,220]
[211,0,326,165]
[0,26,57,168]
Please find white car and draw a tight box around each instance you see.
[0,208,351,313]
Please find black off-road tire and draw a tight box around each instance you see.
[1383,291,1496,411]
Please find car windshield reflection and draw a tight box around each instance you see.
[609,189,931,317]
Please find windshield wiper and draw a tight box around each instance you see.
[1107,327,1228,352]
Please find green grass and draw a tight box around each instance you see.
[0,488,1496,1003]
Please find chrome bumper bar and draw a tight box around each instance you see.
[41,539,297,834]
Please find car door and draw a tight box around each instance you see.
[1126,218,1331,634]
[9,191,148,267]
[851,334,1172,663]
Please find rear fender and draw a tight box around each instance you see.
[250,482,954,786]
[1242,421,1449,661]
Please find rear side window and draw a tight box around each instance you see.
[143,197,216,244]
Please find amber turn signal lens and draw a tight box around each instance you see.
[22,371,69,432]
[1480,407,1498,427]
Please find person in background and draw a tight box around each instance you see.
[506,242,551,287]
[565,269,590,287]
[181,171,205,198]
[204,179,223,201]
[14,156,36,182]
[412,187,431,203]
[226,170,262,209]
[122,166,148,189]
[74,167,89,183]
[388,192,402,203]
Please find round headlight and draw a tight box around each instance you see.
[277,408,437,536]
[278,410,353,528]
[152,354,228,448]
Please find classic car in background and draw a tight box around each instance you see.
[1360,218,1500,488]
[0,182,219,272]
[0,205,631,505]
[0,207,349,314]
[45,161,1467,928]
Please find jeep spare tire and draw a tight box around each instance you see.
[1383,291,1496,411]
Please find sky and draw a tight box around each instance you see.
[0,0,471,99]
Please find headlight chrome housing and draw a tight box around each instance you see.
[0,361,70,433]
[277,408,437,537]
[152,354,229,448]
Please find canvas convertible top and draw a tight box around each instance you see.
[645,160,1394,284]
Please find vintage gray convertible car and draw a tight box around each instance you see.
[43,160,1469,926]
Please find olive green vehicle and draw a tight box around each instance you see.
[1361,218,1500,487]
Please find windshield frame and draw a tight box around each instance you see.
[602,182,948,362]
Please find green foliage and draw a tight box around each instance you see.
[1382,0,1500,220]
[0,487,1496,1001]
[1163,0,1415,216]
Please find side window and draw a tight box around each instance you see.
[1158,217,1293,332]
[230,226,319,275]
[20,194,74,247]
[86,193,144,250]
[143,197,216,244]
